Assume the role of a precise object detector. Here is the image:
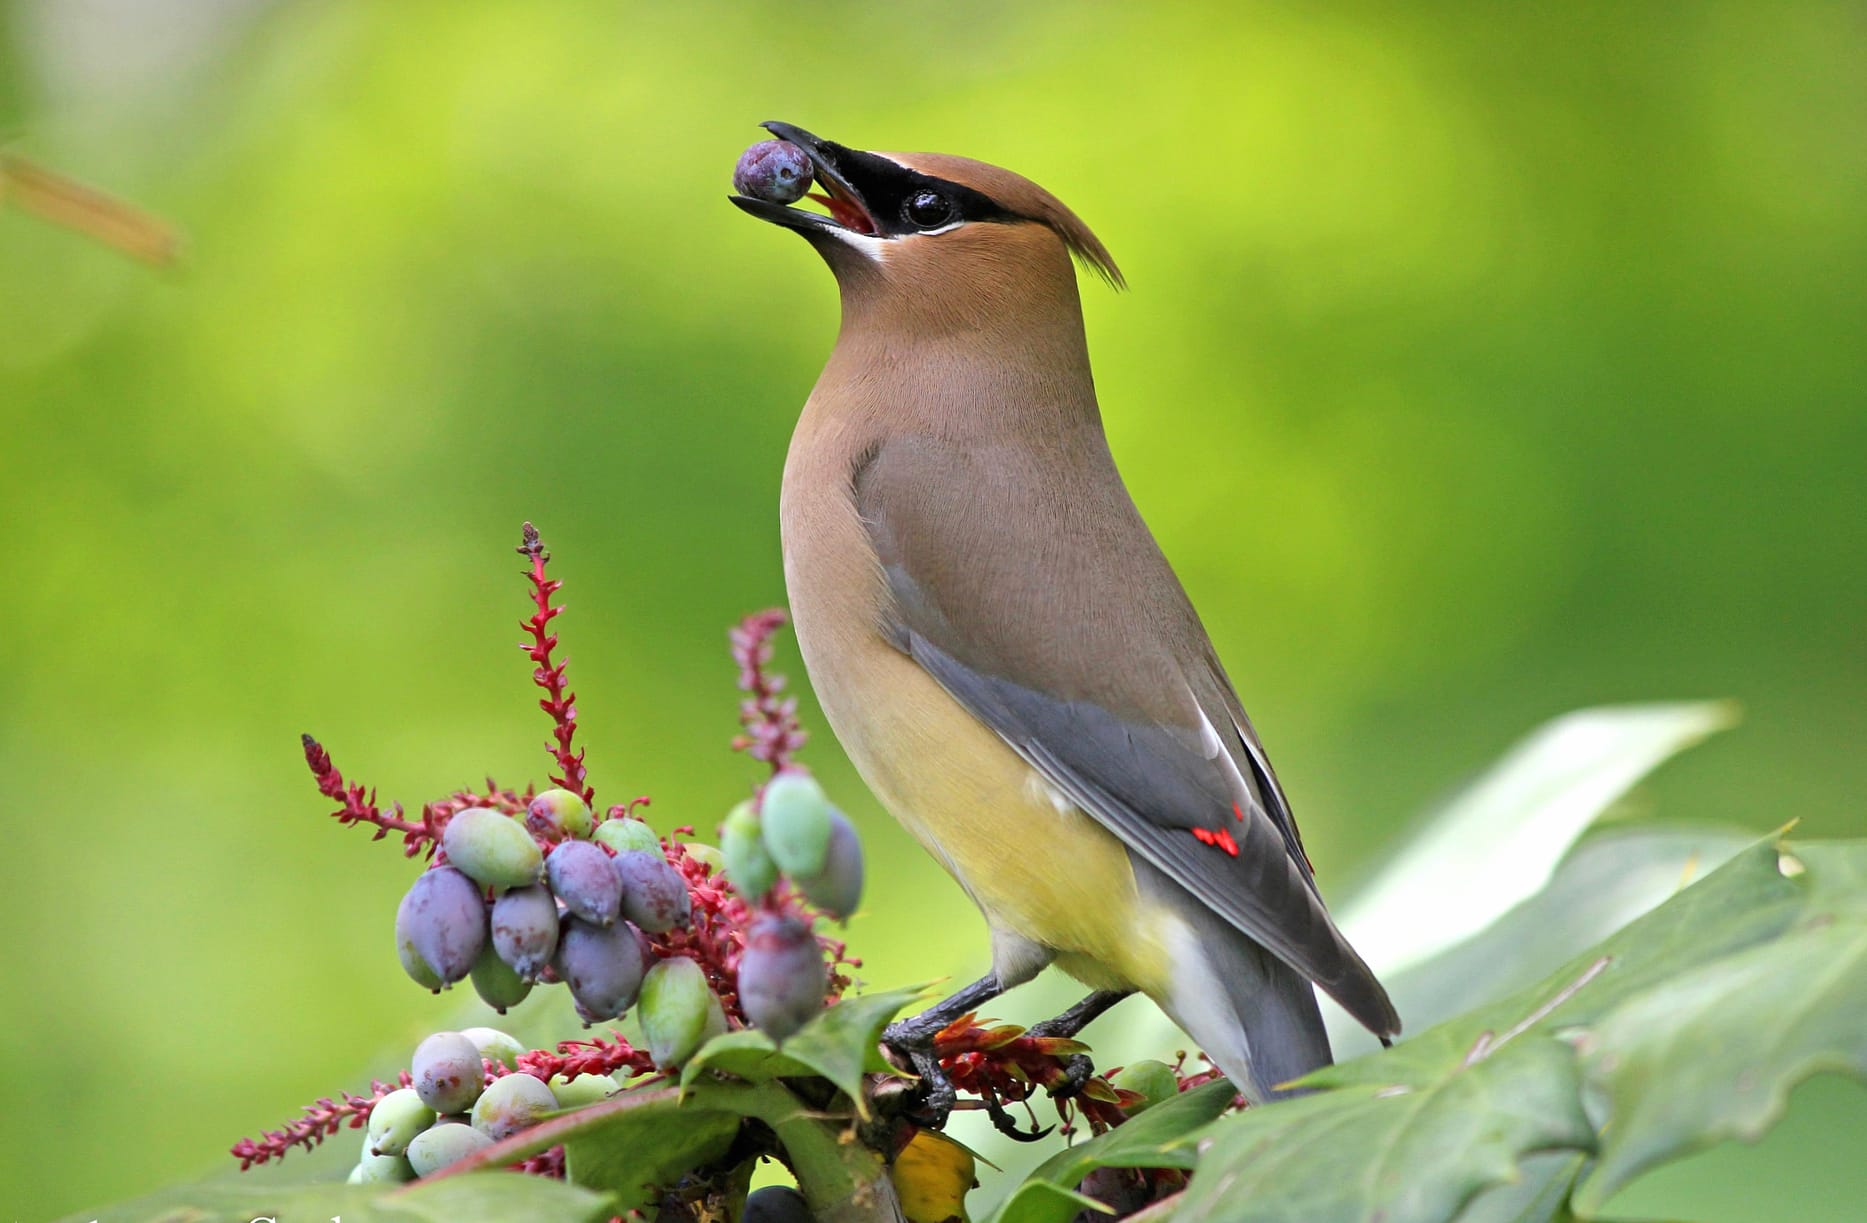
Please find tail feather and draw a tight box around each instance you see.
[1135,858,1333,1101]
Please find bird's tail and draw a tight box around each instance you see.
[1134,859,1333,1102]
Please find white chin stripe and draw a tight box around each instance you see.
[827,228,888,262]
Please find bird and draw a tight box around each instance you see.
[731,122,1400,1104]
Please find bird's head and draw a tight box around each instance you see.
[732,123,1122,334]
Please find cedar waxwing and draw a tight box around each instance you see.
[732,122,1400,1102]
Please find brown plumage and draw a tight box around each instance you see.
[733,123,1399,1099]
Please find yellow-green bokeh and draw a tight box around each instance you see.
[1,2,1862,1218]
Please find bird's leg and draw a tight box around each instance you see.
[881,972,1005,1126]
[1028,989,1134,1099]
[883,972,1005,1048]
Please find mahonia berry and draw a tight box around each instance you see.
[442,807,543,889]
[760,771,834,876]
[406,1121,493,1178]
[639,956,726,1069]
[547,839,623,926]
[470,1072,558,1142]
[411,1031,485,1115]
[593,816,661,855]
[395,866,487,990]
[614,849,692,934]
[526,787,593,842]
[556,917,649,1023]
[737,914,827,1043]
[490,883,559,981]
[795,808,864,920]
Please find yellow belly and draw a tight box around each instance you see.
[780,435,1173,996]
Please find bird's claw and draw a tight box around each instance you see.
[983,1094,1054,1142]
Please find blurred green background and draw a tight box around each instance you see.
[2,1,1863,1218]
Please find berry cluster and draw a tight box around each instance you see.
[394,789,699,1023]
[345,1026,627,1184]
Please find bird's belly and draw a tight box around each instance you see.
[787,588,1167,992]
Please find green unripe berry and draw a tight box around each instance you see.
[366,1087,435,1157]
[527,788,593,841]
[760,771,833,876]
[639,956,719,1069]
[721,800,778,900]
[1112,1060,1180,1112]
[470,1072,558,1142]
[683,842,726,875]
[470,940,533,1013]
[461,1026,526,1072]
[442,807,543,889]
[549,1072,619,1109]
[594,817,661,855]
[406,1121,494,1177]
[351,1148,416,1183]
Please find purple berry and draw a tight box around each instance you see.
[744,1185,814,1223]
[734,140,813,205]
[411,1031,485,1115]
[555,917,649,1023]
[736,915,827,1044]
[490,884,559,981]
[547,840,623,926]
[395,867,487,990]
[613,849,692,934]
[796,808,864,920]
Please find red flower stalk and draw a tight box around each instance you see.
[513,1033,657,1083]
[730,609,806,773]
[301,734,435,858]
[229,1072,413,1169]
[519,522,594,804]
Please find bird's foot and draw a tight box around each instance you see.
[878,972,1006,1126]
[1046,1052,1096,1101]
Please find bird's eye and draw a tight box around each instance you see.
[904,190,955,229]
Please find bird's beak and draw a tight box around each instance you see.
[730,122,883,238]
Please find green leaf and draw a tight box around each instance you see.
[424,1084,736,1215]
[557,1090,741,1210]
[1449,1152,1587,1223]
[1339,701,1738,980]
[1369,823,1754,1042]
[683,982,929,1112]
[1573,840,1867,1211]
[53,1172,611,1223]
[990,1079,1236,1223]
[1315,837,1804,1091]
[1173,1038,1595,1223]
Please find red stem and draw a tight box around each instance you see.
[302,734,435,858]
[229,1072,413,1169]
[518,522,594,805]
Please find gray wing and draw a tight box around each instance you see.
[855,435,1400,1038]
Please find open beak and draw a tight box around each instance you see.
[729,122,883,238]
